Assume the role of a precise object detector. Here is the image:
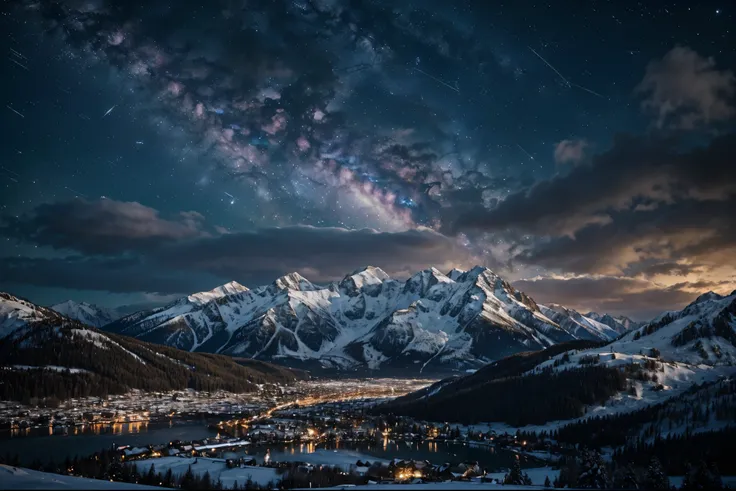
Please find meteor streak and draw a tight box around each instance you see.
[6,105,24,118]
[528,46,570,86]
[412,67,460,93]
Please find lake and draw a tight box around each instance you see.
[0,422,540,473]
[0,421,216,466]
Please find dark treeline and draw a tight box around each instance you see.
[378,365,627,426]
[613,429,735,476]
[554,379,736,443]
[553,448,726,490]
[381,340,603,414]
[0,317,300,402]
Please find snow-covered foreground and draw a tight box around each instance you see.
[135,457,280,488]
[485,466,559,485]
[0,464,161,490]
[309,483,538,490]
[670,475,736,488]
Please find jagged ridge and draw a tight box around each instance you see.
[102,266,629,374]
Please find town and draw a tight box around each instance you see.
[0,378,433,433]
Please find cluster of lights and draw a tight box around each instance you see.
[395,470,423,480]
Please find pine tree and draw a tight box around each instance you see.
[201,470,212,489]
[145,463,156,485]
[181,465,196,490]
[576,448,609,489]
[544,475,552,488]
[163,468,174,487]
[612,463,639,489]
[682,460,723,490]
[643,457,669,490]
[503,459,531,485]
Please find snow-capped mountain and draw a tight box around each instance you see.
[104,266,624,373]
[0,292,63,338]
[539,304,620,341]
[384,289,736,426]
[585,311,642,334]
[51,300,119,328]
[613,290,736,365]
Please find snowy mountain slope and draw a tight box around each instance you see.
[51,300,119,328]
[0,293,63,339]
[387,290,736,427]
[104,266,626,373]
[0,465,162,490]
[585,311,642,334]
[0,293,302,401]
[539,304,620,341]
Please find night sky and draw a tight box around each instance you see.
[1,0,734,319]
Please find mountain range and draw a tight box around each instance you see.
[382,289,736,424]
[90,266,640,374]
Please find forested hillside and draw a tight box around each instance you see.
[378,341,626,426]
[0,316,304,403]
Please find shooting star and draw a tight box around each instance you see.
[517,144,535,160]
[9,47,27,60]
[1,165,21,178]
[135,141,144,145]
[529,47,606,99]
[413,67,460,93]
[64,186,88,198]
[102,105,116,117]
[224,191,235,205]
[6,105,24,118]
[570,82,606,99]
[528,46,571,86]
[8,56,29,71]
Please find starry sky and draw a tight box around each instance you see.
[1,0,734,319]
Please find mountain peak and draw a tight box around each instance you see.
[447,268,465,281]
[404,267,451,295]
[50,299,117,328]
[272,272,313,291]
[351,265,390,279]
[188,281,249,304]
[694,291,724,304]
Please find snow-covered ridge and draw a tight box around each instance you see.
[102,266,634,373]
[0,293,62,339]
[390,292,736,432]
[51,300,118,328]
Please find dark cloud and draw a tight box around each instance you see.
[450,132,736,236]
[636,46,736,129]
[0,199,209,254]
[519,198,736,275]
[0,198,475,292]
[513,275,729,320]
[154,225,475,282]
[0,256,217,294]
